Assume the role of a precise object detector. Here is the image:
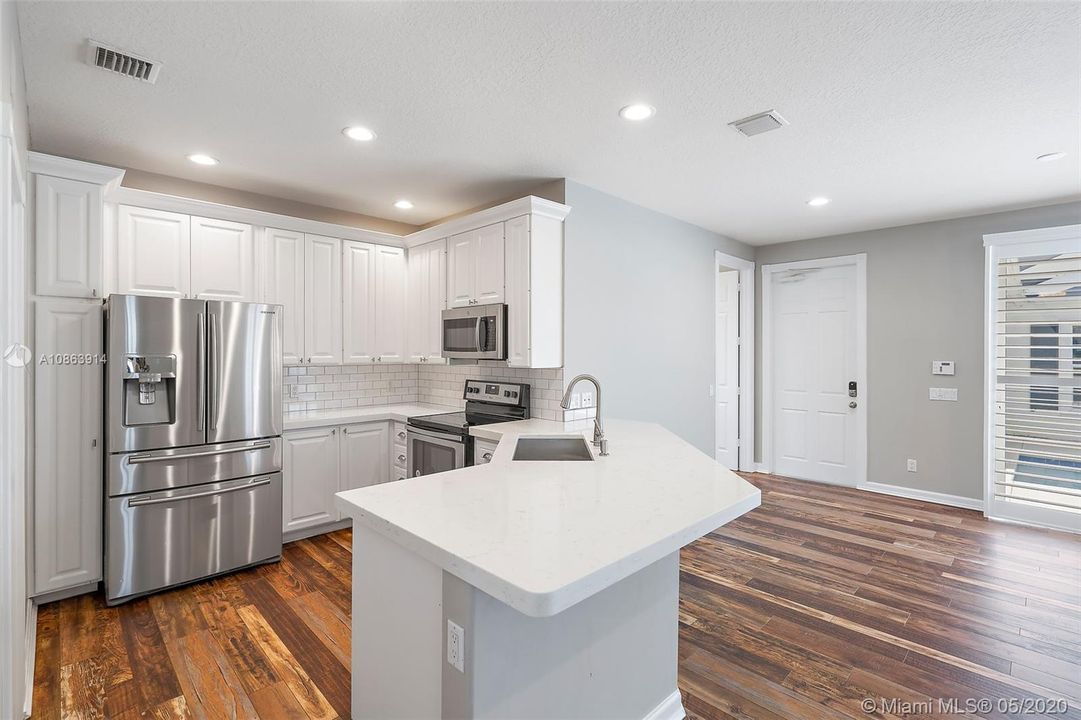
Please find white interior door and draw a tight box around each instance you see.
[715,270,740,469]
[768,260,865,486]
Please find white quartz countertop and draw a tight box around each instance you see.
[335,417,761,618]
[283,403,457,431]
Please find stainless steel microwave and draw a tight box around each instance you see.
[442,303,507,360]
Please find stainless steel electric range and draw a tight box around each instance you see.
[406,379,530,477]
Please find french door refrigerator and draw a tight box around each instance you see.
[104,294,283,604]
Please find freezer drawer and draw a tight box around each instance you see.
[105,473,282,604]
[107,437,282,496]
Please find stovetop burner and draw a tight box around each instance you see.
[407,379,531,437]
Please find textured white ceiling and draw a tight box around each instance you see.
[16,1,1081,244]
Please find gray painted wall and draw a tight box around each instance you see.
[754,201,1081,501]
[563,181,754,455]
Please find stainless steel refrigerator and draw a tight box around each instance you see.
[104,294,283,604]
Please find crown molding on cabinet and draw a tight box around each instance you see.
[28,151,125,191]
[402,196,572,248]
[107,186,408,247]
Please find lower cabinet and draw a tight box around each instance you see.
[339,422,389,519]
[32,298,103,595]
[283,426,341,534]
[283,420,394,535]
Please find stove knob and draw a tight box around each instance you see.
[504,390,511,397]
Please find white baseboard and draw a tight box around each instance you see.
[23,601,35,719]
[643,690,685,720]
[858,481,982,511]
[283,518,351,544]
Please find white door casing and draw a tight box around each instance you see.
[715,270,740,469]
[763,254,867,486]
[714,251,755,472]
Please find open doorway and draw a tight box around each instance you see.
[715,251,755,472]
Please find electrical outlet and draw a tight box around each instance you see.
[568,393,582,409]
[580,391,594,407]
[907,459,918,473]
[929,387,958,401]
[447,620,465,673]
[288,384,300,400]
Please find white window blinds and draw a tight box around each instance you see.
[993,249,1081,520]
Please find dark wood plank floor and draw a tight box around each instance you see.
[31,474,1081,719]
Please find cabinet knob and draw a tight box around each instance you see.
[397,454,406,462]
[343,428,348,434]
[92,288,97,297]
[482,452,492,460]
[397,431,406,440]
[331,429,336,435]
[397,476,405,482]
[91,439,98,448]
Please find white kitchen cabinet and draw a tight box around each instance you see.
[474,222,505,304]
[342,240,376,364]
[406,239,447,363]
[374,245,407,363]
[263,228,305,365]
[339,422,390,518]
[304,234,343,364]
[35,175,103,298]
[283,427,341,533]
[117,205,191,298]
[33,299,103,595]
[504,214,563,368]
[190,216,255,301]
[447,222,504,308]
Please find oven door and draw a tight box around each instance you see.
[442,304,506,360]
[408,426,467,477]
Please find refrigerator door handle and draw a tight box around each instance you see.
[209,312,220,431]
[125,440,273,464]
[127,477,272,507]
[196,313,206,432]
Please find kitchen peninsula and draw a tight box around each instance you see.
[336,418,761,720]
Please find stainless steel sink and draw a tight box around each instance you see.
[512,436,595,462]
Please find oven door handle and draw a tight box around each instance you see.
[407,425,466,445]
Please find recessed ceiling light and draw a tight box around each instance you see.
[1036,152,1065,162]
[619,103,655,121]
[343,126,376,142]
[806,197,831,207]
[187,153,218,166]
[394,199,414,210]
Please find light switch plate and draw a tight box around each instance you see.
[929,387,958,401]
[932,360,955,376]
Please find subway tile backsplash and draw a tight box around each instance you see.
[417,362,565,421]
[283,362,568,420]
[283,363,419,412]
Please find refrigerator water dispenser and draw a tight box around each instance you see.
[122,355,176,425]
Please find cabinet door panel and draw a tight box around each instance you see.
[35,175,102,298]
[406,239,447,362]
[117,206,190,298]
[339,423,390,519]
[406,245,428,362]
[190,216,255,301]
[342,241,376,364]
[34,299,103,593]
[263,228,305,365]
[474,222,505,304]
[446,231,475,308]
[374,245,406,363]
[283,428,340,533]
[504,215,530,367]
[304,234,342,364]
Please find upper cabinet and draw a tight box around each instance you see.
[117,206,191,298]
[343,242,406,363]
[447,222,504,307]
[262,228,306,365]
[190,216,255,301]
[504,213,563,368]
[30,153,124,300]
[406,239,447,363]
[304,235,343,365]
[34,176,103,298]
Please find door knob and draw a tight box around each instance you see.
[849,401,857,409]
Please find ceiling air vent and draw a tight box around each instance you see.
[86,39,161,84]
[728,110,788,137]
